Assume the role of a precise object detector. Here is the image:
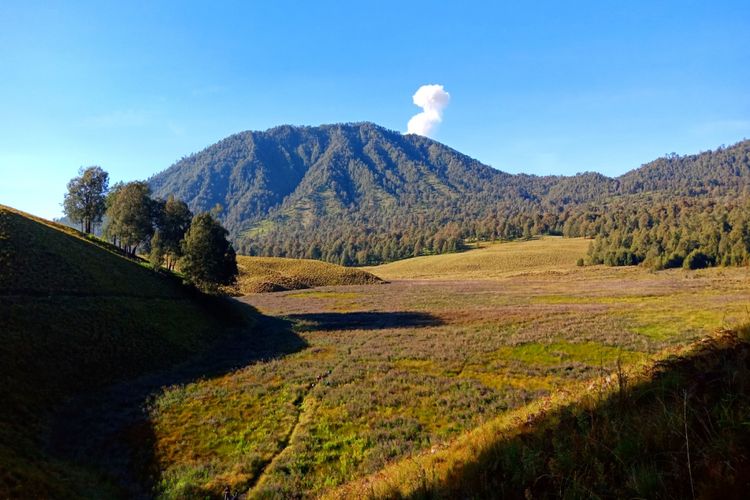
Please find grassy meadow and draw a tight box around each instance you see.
[366,236,590,280]
[140,238,750,497]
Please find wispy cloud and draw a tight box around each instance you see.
[80,109,152,128]
[191,85,226,97]
[691,119,750,136]
[167,120,186,136]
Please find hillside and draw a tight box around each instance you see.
[366,236,589,280]
[228,255,382,294]
[149,122,544,232]
[0,205,251,497]
[331,328,750,499]
[149,122,750,265]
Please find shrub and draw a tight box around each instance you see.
[683,250,712,270]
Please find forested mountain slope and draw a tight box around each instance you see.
[149,122,750,264]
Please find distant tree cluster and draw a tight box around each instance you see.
[573,198,750,270]
[64,167,237,290]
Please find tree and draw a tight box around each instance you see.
[63,166,109,234]
[179,212,238,291]
[153,195,193,270]
[104,181,155,256]
[149,230,166,268]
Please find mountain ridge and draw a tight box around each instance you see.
[149,122,750,264]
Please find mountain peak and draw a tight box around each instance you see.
[149,128,750,264]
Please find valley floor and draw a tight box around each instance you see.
[132,239,750,497]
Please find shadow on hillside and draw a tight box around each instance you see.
[395,331,750,500]
[286,311,443,331]
[49,300,306,499]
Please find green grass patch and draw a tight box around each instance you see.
[495,341,645,366]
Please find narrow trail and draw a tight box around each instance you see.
[247,331,378,496]
[48,312,304,499]
[245,381,318,494]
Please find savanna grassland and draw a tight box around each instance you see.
[143,237,750,498]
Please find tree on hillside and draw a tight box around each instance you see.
[104,181,156,256]
[149,229,167,268]
[151,195,192,270]
[63,166,109,234]
[179,212,238,291]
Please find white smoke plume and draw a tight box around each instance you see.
[406,84,450,137]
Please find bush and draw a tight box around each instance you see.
[683,250,713,270]
[663,252,684,269]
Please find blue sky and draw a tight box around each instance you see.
[1,1,749,218]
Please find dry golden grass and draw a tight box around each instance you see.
[365,236,590,280]
[227,256,382,294]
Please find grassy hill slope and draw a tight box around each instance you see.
[366,236,590,280]
[228,255,382,294]
[331,327,750,499]
[0,205,250,497]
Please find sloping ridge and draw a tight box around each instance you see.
[0,205,248,498]
[329,328,750,499]
[229,255,382,294]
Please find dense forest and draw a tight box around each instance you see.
[148,122,750,266]
[575,197,750,269]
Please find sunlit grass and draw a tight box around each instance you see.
[329,329,750,499]
[493,341,645,366]
[226,256,381,294]
[365,236,590,280]
[145,238,750,497]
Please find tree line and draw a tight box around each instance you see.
[235,193,750,272]
[63,166,237,291]
[570,197,750,270]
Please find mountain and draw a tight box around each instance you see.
[151,123,546,224]
[0,205,251,497]
[149,122,750,264]
[618,143,750,195]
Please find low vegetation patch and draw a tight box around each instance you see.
[330,327,750,499]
